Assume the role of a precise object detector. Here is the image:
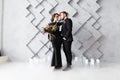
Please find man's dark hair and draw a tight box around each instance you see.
[60,11,68,16]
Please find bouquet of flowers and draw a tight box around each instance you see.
[44,23,58,33]
[43,23,58,40]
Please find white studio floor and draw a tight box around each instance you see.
[0,61,120,80]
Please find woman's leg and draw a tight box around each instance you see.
[55,38,62,68]
[51,50,55,66]
[51,38,62,68]
[51,40,56,67]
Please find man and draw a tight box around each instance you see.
[60,11,73,71]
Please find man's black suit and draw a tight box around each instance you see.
[61,18,73,66]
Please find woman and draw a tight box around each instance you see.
[44,13,63,70]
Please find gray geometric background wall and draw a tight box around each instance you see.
[26,0,103,61]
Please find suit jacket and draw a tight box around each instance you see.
[61,18,73,41]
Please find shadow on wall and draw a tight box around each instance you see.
[0,51,1,56]
[97,0,103,12]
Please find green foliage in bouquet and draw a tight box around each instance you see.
[44,23,58,40]
[51,24,58,32]
[48,33,56,41]
[44,23,58,33]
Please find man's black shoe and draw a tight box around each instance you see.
[63,65,71,71]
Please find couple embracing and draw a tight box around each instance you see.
[44,11,73,71]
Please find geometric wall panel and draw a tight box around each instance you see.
[26,0,103,60]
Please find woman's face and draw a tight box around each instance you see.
[54,14,59,22]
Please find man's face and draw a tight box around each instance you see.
[60,13,64,20]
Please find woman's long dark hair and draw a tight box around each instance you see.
[51,13,59,22]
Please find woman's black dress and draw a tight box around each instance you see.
[48,22,63,68]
